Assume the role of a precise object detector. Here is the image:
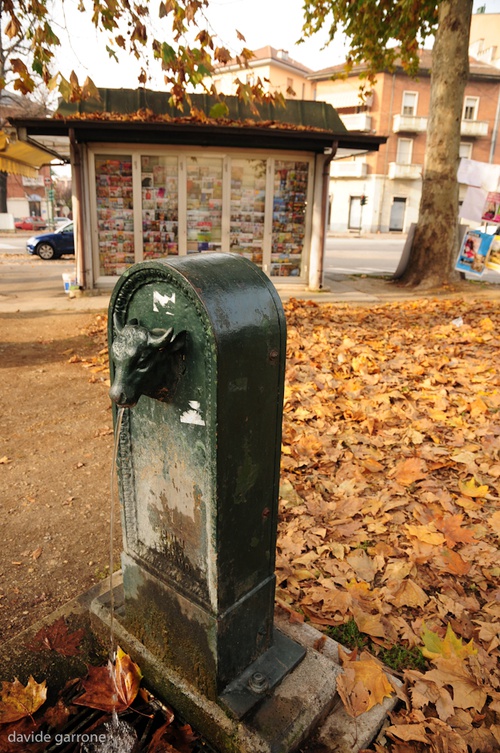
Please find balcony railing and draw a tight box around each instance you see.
[338,113,372,132]
[388,162,422,180]
[330,161,368,178]
[393,114,428,133]
[460,119,488,137]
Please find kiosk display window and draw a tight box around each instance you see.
[141,155,179,258]
[95,155,134,277]
[230,159,266,268]
[186,157,223,253]
[271,160,309,277]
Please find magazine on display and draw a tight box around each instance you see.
[455,230,493,277]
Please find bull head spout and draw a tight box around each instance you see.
[109,316,187,407]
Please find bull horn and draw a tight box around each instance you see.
[148,327,173,348]
[113,312,124,334]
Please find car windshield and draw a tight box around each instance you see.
[56,222,73,233]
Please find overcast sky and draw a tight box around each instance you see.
[51,0,500,90]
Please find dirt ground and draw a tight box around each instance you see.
[0,309,117,643]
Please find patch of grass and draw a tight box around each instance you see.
[378,644,427,672]
[356,540,375,551]
[326,619,367,651]
[326,618,428,673]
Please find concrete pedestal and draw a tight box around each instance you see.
[90,579,398,753]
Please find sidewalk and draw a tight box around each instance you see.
[0,261,499,314]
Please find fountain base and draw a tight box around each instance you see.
[90,575,397,753]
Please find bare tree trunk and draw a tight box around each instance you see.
[400,0,473,288]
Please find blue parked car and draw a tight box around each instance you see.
[27,222,75,260]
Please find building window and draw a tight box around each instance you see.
[286,78,295,96]
[402,91,418,116]
[463,97,479,121]
[396,138,413,165]
[459,142,472,159]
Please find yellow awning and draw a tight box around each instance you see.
[0,131,55,177]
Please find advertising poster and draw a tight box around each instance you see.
[455,230,493,277]
[481,191,500,223]
[485,235,500,273]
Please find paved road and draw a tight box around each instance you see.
[325,236,405,275]
[1,233,499,313]
[0,235,28,254]
[325,234,500,284]
[0,235,77,310]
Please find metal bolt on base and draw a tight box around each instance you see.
[248,672,269,694]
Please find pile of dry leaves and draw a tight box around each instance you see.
[71,297,500,751]
[278,297,500,752]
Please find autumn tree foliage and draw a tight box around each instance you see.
[301,0,474,289]
[0,0,256,107]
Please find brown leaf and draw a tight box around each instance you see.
[389,457,428,486]
[434,514,477,547]
[336,647,394,717]
[0,677,47,723]
[424,660,487,712]
[74,647,142,712]
[28,617,84,657]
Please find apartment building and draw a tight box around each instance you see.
[469,11,500,68]
[212,46,315,100]
[310,49,500,232]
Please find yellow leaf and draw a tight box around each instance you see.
[405,524,446,546]
[480,316,495,331]
[459,477,489,498]
[469,397,488,417]
[337,647,394,717]
[421,623,477,661]
[0,676,47,723]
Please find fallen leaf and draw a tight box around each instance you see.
[405,524,446,546]
[421,623,477,661]
[432,548,471,575]
[386,723,430,744]
[389,457,428,486]
[27,617,84,657]
[387,579,428,608]
[488,510,500,536]
[424,660,488,712]
[336,647,394,717]
[0,677,47,723]
[434,514,477,547]
[74,647,142,712]
[458,477,489,498]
